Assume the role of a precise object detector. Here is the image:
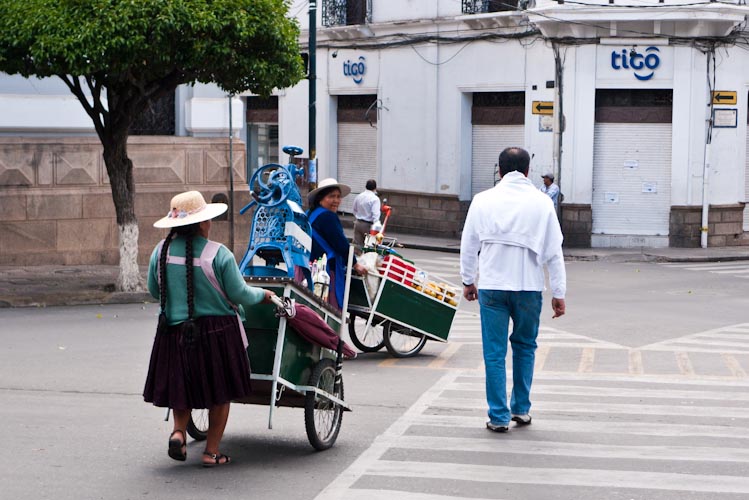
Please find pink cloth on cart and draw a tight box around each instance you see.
[286,304,357,359]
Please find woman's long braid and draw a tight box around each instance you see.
[185,233,195,320]
[182,228,198,348]
[157,228,176,334]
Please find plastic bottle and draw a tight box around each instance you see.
[319,267,330,301]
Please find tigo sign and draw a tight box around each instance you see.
[343,56,366,84]
[610,47,660,81]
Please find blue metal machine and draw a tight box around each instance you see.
[238,145,312,283]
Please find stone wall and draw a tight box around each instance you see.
[669,204,749,248]
[376,189,470,238]
[560,204,592,248]
[0,137,252,266]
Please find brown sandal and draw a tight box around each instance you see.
[202,452,231,468]
[168,430,187,461]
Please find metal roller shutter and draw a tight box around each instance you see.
[592,122,672,235]
[337,122,377,213]
[471,124,524,197]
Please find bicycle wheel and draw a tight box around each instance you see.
[186,409,208,441]
[304,359,344,451]
[384,322,427,358]
[348,313,386,352]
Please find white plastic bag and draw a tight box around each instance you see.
[358,252,382,299]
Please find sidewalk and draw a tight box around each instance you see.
[1,231,747,308]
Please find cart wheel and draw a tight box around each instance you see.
[304,359,344,451]
[384,323,427,358]
[348,313,386,352]
[186,409,208,441]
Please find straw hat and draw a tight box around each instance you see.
[307,178,351,205]
[153,191,228,228]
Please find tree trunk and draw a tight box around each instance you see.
[102,132,143,292]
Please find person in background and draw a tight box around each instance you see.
[460,148,566,433]
[351,179,381,255]
[143,190,274,467]
[540,172,560,210]
[307,178,368,310]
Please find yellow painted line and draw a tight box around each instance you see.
[628,349,644,375]
[427,342,462,369]
[675,351,695,376]
[535,345,550,371]
[721,353,748,378]
[378,358,398,368]
[578,347,595,373]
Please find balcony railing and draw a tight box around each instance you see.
[462,0,520,13]
[322,0,372,27]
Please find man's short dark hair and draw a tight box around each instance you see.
[498,147,530,177]
[365,179,377,191]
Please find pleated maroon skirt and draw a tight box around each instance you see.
[143,315,252,410]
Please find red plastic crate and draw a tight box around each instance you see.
[382,255,416,286]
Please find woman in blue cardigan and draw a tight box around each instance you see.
[307,178,367,310]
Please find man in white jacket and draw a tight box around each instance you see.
[460,147,566,433]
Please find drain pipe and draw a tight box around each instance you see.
[701,48,715,249]
[701,144,710,248]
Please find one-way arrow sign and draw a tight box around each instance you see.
[532,101,554,115]
[711,91,737,105]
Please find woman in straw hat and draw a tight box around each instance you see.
[143,190,274,467]
[307,178,367,310]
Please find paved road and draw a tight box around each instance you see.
[3,250,749,499]
[314,251,749,500]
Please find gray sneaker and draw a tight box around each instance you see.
[511,414,532,426]
[486,421,509,433]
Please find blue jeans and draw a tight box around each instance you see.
[479,289,543,425]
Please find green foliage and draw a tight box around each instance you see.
[0,0,304,96]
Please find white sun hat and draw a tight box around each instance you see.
[153,191,228,229]
[307,177,351,206]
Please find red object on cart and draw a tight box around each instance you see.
[382,255,416,286]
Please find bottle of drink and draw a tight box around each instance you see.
[319,267,330,301]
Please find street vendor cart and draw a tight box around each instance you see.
[346,241,462,358]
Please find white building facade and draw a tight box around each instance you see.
[2,0,749,265]
[282,0,749,247]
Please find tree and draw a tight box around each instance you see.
[0,0,304,291]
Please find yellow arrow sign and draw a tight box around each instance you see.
[532,101,554,115]
[712,91,737,105]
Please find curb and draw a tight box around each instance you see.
[0,292,154,309]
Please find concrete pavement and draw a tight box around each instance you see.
[1,230,748,308]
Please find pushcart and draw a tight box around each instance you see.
[184,146,353,451]
[346,244,461,358]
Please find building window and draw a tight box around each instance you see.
[462,0,518,14]
[130,91,175,135]
[322,0,372,27]
[246,96,279,175]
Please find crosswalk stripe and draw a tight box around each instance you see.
[430,398,749,419]
[367,460,749,494]
[391,435,749,462]
[411,414,749,439]
[448,382,749,401]
[336,491,502,500]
